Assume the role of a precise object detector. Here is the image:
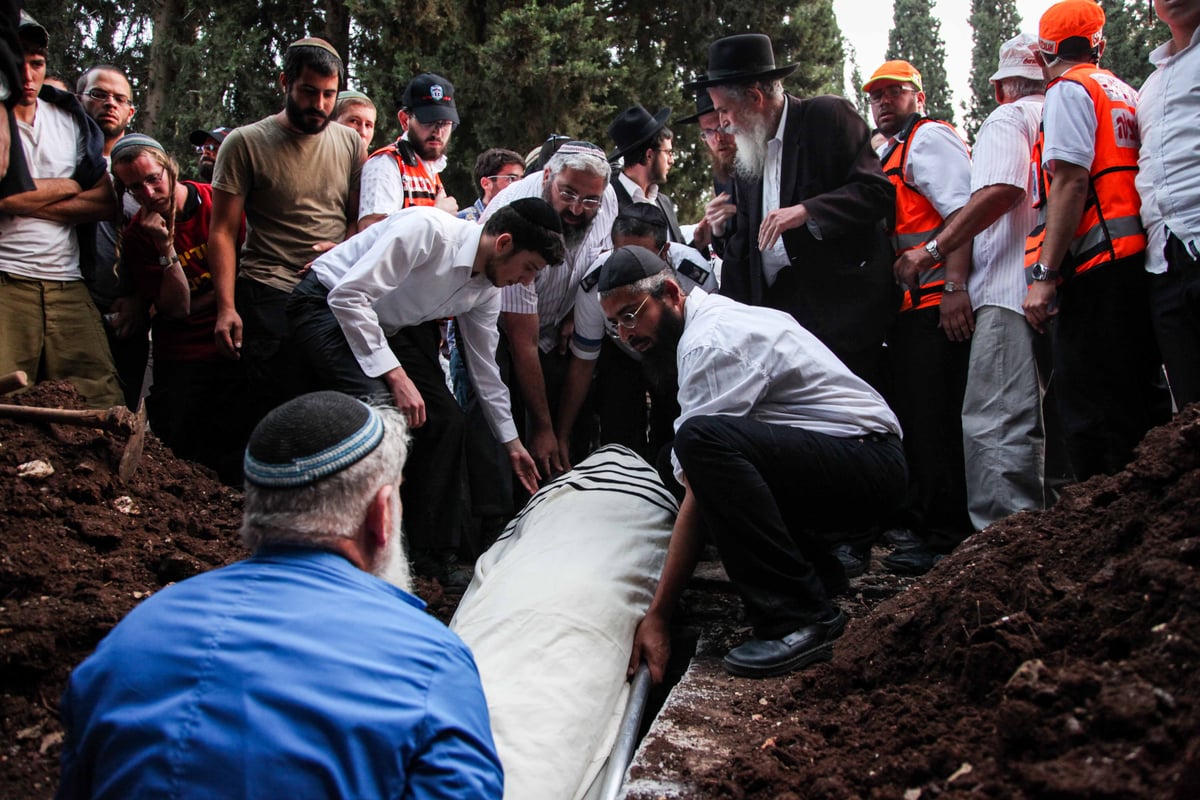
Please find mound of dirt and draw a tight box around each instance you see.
[0,382,451,798]
[691,406,1200,799]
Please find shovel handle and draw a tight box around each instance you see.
[0,371,28,395]
[0,403,135,432]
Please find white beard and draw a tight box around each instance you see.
[372,495,414,593]
[732,111,772,182]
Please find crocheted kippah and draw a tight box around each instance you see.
[109,133,166,162]
[287,37,342,62]
[244,392,384,488]
[507,197,564,234]
[554,140,606,160]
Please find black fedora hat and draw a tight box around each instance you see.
[608,105,672,162]
[675,84,716,125]
[685,33,797,91]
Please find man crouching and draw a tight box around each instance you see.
[599,247,908,679]
[57,391,502,798]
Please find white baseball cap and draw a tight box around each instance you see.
[989,33,1044,83]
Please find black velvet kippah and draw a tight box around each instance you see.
[507,197,564,235]
[244,391,383,488]
[597,245,670,292]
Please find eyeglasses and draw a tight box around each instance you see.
[556,185,603,211]
[655,148,676,163]
[486,173,522,184]
[613,294,651,330]
[80,87,133,107]
[699,128,726,141]
[867,86,916,104]
[195,143,218,154]
[414,118,454,132]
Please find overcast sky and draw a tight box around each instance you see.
[833,0,1050,115]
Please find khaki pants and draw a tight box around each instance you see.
[0,271,123,408]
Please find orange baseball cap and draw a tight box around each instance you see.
[863,60,923,93]
[1038,0,1105,55]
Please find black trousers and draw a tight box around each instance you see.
[1150,234,1200,410]
[594,338,679,463]
[885,305,973,550]
[235,278,307,431]
[147,357,250,485]
[287,274,466,551]
[1053,256,1172,479]
[674,415,907,639]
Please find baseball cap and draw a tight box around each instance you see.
[189,126,234,147]
[863,60,923,93]
[18,10,48,49]
[990,34,1044,83]
[401,73,459,125]
[597,246,671,293]
[1038,0,1105,56]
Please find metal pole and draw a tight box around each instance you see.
[598,663,653,800]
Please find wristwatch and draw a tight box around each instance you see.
[158,253,181,267]
[924,239,944,264]
[1030,262,1059,282]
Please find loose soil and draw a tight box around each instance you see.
[2,381,1197,798]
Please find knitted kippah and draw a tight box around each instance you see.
[288,37,342,62]
[597,245,670,292]
[244,392,384,488]
[109,133,166,162]
[507,197,564,235]
[554,140,606,160]
[338,89,372,103]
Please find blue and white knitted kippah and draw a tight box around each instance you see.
[243,391,385,488]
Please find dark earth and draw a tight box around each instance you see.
[2,381,1197,798]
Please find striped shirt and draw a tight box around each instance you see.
[483,172,617,353]
[968,94,1044,313]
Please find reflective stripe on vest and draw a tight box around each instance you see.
[366,139,443,208]
[882,115,958,312]
[1023,65,1145,281]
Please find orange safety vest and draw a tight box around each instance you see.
[881,114,961,312]
[1024,64,1145,281]
[366,138,444,209]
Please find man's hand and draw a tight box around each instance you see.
[302,240,338,273]
[758,203,808,251]
[628,611,671,683]
[435,188,458,216]
[528,425,564,479]
[108,295,147,339]
[0,105,9,180]
[893,247,935,294]
[504,438,541,495]
[137,210,171,246]
[554,436,572,473]
[556,314,575,356]
[704,192,736,237]
[214,307,243,360]
[1022,280,1059,334]
[384,366,426,429]
[938,290,975,342]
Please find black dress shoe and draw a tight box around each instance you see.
[832,543,867,578]
[723,608,848,678]
[882,544,943,576]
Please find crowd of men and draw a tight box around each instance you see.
[2,0,1198,794]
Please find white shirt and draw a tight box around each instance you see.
[309,208,518,443]
[1137,25,1200,273]
[1042,79,1101,172]
[571,242,718,361]
[617,172,658,204]
[358,134,447,220]
[670,289,902,483]
[483,171,617,353]
[969,95,1044,313]
[0,99,84,280]
[760,99,790,285]
[896,120,973,220]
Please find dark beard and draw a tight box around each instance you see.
[638,305,684,391]
[285,94,331,134]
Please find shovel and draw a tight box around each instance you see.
[0,401,147,482]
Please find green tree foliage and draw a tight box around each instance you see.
[963,0,1021,141]
[24,0,846,218]
[885,0,954,124]
[1097,0,1167,88]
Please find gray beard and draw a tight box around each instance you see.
[732,112,772,182]
[372,499,414,593]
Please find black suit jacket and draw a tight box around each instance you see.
[722,94,898,371]
[610,173,685,243]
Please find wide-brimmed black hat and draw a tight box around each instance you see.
[608,105,671,162]
[675,85,716,125]
[685,34,797,91]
